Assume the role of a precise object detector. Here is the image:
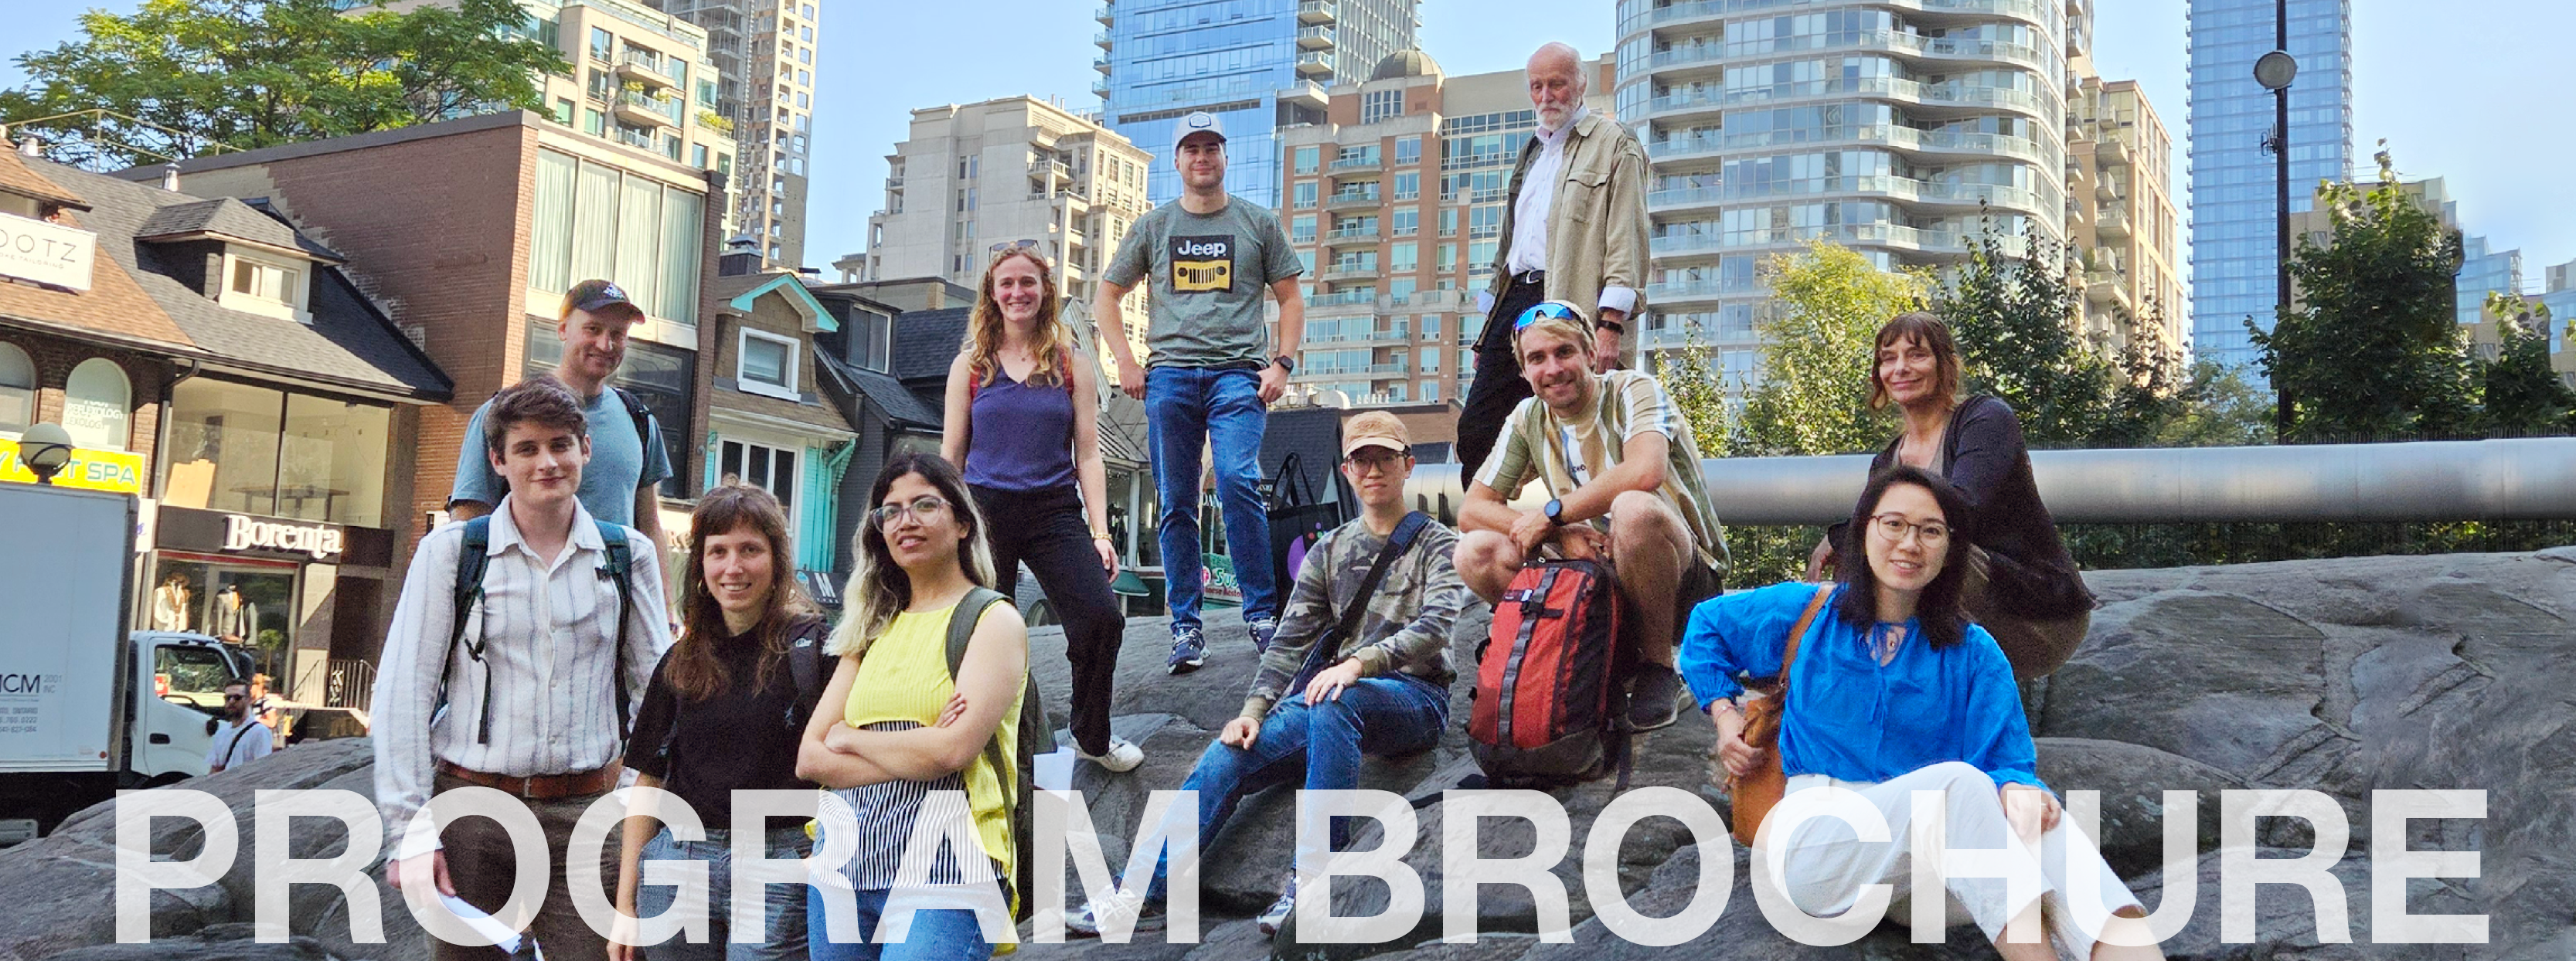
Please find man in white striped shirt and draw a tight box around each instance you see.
[373,378,671,959]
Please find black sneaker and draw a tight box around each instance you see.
[1167,625,1207,674]
[1626,662,1683,732]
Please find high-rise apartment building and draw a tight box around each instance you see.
[653,0,818,267]
[2186,0,2353,372]
[399,0,738,184]
[1095,0,1419,208]
[857,97,1158,362]
[1273,52,1615,407]
[2066,72,2183,351]
[1616,0,2081,385]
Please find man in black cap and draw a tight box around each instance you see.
[447,280,672,550]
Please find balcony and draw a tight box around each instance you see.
[1091,77,1110,98]
[615,51,676,90]
[1280,80,1329,110]
[2084,269,2128,305]
[1297,0,1336,25]
[1646,277,1758,303]
[1308,290,1380,311]
[2096,209,2130,239]
[1646,88,1725,119]
[1094,55,1111,74]
[1645,45,1724,73]
[1094,30,1111,49]
[2096,138,2133,168]
[1325,224,1380,245]
[1317,262,1380,283]
[1647,135,1725,161]
[1625,0,1723,34]
[1094,3,1112,25]
[614,90,682,128]
[1298,24,1335,50]
[1649,233,1726,256]
[1295,49,1334,80]
[1646,185,1725,211]
[1325,190,1382,211]
[1032,158,1070,182]
[1329,153,1382,172]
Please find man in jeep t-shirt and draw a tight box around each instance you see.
[1099,110,1307,676]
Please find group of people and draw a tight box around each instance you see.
[361,39,2156,961]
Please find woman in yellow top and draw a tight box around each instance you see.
[798,452,1027,961]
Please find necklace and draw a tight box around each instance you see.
[1873,623,1906,664]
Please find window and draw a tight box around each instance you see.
[1393,172,1420,201]
[1362,89,1404,124]
[1290,214,1315,244]
[1421,381,1438,402]
[1391,207,1418,236]
[1420,347,1439,372]
[589,27,612,62]
[1294,146,1319,175]
[528,149,705,324]
[738,328,798,399]
[63,358,130,450]
[849,307,892,372]
[553,98,575,124]
[1423,314,1439,337]
[797,69,810,86]
[221,252,308,322]
[1293,182,1316,209]
[720,440,797,510]
[1390,242,1417,272]
[0,341,32,432]
[1395,136,1421,165]
[584,108,605,136]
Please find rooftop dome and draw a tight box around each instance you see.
[1370,49,1443,82]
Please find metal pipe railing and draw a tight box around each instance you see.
[1405,437,2576,526]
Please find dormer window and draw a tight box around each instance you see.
[219,248,308,322]
[737,327,798,399]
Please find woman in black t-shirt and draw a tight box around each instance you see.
[611,484,961,959]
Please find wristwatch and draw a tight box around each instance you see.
[1271,355,1296,373]
[1544,498,1567,526]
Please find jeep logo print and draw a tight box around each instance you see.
[1170,235,1233,294]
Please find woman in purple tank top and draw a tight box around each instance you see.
[941,249,1142,773]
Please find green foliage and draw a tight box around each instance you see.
[2476,294,2576,436]
[1,0,568,169]
[2153,360,2277,448]
[2252,148,2473,443]
[1735,238,1927,457]
[1932,219,2186,450]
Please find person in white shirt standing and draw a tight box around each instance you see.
[1455,42,1652,479]
[372,376,672,961]
[206,680,273,773]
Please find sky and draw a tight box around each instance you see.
[3,0,2571,290]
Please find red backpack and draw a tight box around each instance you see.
[1468,557,1632,789]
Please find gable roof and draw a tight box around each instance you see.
[0,151,87,211]
[135,197,343,261]
[716,271,837,333]
[815,348,941,430]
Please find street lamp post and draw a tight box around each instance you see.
[2255,0,2298,436]
[19,421,75,484]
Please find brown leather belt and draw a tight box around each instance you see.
[437,760,619,800]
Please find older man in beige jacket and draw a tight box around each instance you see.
[1456,41,1652,477]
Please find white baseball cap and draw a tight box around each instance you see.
[1170,111,1227,155]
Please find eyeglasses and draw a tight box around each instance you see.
[1342,450,1408,474]
[1515,301,1581,331]
[223,694,246,702]
[1869,513,1950,548]
[869,495,952,531]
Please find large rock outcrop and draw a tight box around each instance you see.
[5,547,2571,959]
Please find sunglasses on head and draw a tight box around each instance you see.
[1515,301,1582,331]
[989,239,1039,255]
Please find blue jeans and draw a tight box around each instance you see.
[805,886,994,961]
[634,826,812,961]
[1146,365,1278,628]
[1145,674,1448,901]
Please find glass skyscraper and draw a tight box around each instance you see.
[2186,0,2352,373]
[1096,0,1417,209]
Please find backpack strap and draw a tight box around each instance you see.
[439,517,494,744]
[783,614,833,735]
[597,519,637,739]
[1289,511,1431,694]
[612,386,655,453]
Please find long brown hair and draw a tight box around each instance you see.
[828,453,997,660]
[1836,465,1972,650]
[1865,311,1963,413]
[965,249,1070,390]
[670,484,812,701]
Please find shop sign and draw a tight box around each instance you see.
[158,504,345,564]
[0,212,94,292]
[0,438,144,493]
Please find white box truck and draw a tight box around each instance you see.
[0,484,251,839]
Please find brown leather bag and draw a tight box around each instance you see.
[1725,584,1836,848]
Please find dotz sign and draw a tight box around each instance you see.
[158,505,345,564]
[0,212,96,292]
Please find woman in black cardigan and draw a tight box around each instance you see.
[1807,312,2094,677]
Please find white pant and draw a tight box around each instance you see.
[1769,762,2145,959]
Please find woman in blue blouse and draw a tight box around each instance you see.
[1681,466,2158,961]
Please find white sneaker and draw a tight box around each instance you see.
[1256,871,1298,936]
[1077,736,1145,773]
[1065,885,1165,937]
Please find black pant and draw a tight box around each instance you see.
[969,484,1126,756]
[1456,279,1547,480]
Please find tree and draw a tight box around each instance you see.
[1733,238,1928,457]
[1932,217,2183,449]
[2154,360,2276,448]
[2477,292,2576,436]
[2251,147,2473,443]
[2,0,567,169]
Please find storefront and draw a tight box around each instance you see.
[144,376,401,708]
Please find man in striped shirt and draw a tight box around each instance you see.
[373,378,671,959]
[1454,303,1730,735]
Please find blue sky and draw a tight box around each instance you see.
[4,0,2571,290]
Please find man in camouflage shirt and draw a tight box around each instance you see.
[1067,411,1467,939]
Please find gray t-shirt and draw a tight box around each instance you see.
[449,386,672,528]
[1103,194,1303,368]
